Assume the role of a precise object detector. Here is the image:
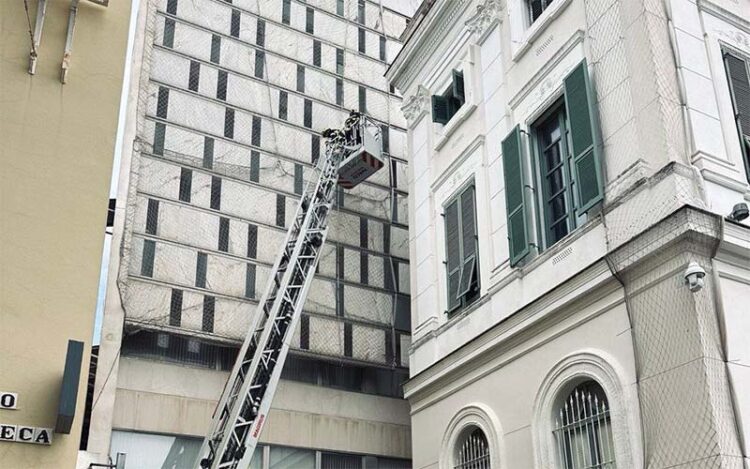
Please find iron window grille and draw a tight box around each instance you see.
[454,428,490,469]
[553,381,616,469]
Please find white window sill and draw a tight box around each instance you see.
[434,103,477,151]
[511,0,573,63]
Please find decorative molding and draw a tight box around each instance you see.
[401,85,430,125]
[439,403,506,469]
[465,0,503,42]
[532,351,642,469]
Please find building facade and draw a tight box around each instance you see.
[387,0,750,468]
[0,0,132,468]
[88,0,416,467]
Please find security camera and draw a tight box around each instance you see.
[728,203,749,222]
[684,261,706,293]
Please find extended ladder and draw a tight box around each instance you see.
[196,113,383,469]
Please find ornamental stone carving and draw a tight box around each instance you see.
[465,0,503,39]
[401,85,430,125]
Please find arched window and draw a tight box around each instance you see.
[454,427,490,469]
[553,380,615,469]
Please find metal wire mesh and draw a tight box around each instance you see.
[115,0,412,394]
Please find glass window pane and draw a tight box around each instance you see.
[270,446,315,469]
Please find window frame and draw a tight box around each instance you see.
[442,180,480,316]
[431,70,466,126]
[722,47,750,182]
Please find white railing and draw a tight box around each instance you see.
[454,429,490,469]
[553,384,616,469]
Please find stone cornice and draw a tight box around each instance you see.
[387,0,472,91]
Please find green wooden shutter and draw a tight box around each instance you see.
[444,199,461,312]
[457,185,477,298]
[502,126,529,266]
[564,59,603,213]
[452,70,465,103]
[724,51,750,178]
[432,95,450,124]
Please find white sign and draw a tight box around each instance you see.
[0,392,18,410]
[0,424,53,445]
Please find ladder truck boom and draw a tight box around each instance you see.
[196,112,384,469]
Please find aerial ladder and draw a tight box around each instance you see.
[196,112,385,469]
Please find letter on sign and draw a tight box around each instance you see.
[0,392,17,410]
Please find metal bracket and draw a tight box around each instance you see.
[28,0,47,75]
[60,0,79,84]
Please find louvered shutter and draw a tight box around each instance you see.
[457,186,477,298]
[432,95,449,124]
[502,126,530,266]
[724,51,750,177]
[452,70,465,103]
[444,199,461,312]
[564,59,603,213]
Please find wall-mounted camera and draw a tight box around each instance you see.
[684,261,706,293]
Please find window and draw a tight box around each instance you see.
[166,0,177,15]
[163,18,175,48]
[202,295,215,332]
[336,0,344,16]
[210,34,221,64]
[336,78,343,106]
[203,137,214,169]
[156,86,169,118]
[359,86,366,114]
[169,289,182,326]
[358,0,366,23]
[154,123,165,155]
[306,7,314,33]
[336,48,344,75]
[281,0,290,24]
[501,60,603,265]
[179,168,192,202]
[146,199,159,235]
[311,135,320,163]
[276,194,285,226]
[358,28,366,53]
[216,70,227,101]
[188,60,200,91]
[528,0,555,24]
[256,19,265,46]
[304,99,313,128]
[224,108,234,138]
[196,252,207,287]
[297,65,305,92]
[313,40,321,66]
[444,184,479,313]
[247,223,258,258]
[431,70,465,124]
[245,263,256,298]
[553,381,615,469]
[294,164,303,194]
[250,150,260,182]
[252,116,262,146]
[723,50,750,181]
[255,51,265,78]
[141,240,155,277]
[230,9,240,37]
[454,428,490,469]
[299,315,309,349]
[210,176,222,210]
[218,217,230,252]
[279,90,288,120]
[344,323,352,357]
[379,35,387,61]
[381,124,389,154]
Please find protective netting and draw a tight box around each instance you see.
[116,0,412,389]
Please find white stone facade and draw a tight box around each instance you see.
[88,0,416,466]
[387,0,750,468]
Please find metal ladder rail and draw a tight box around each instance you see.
[214,147,342,468]
[197,152,330,467]
[198,142,343,468]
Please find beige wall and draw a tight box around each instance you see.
[0,0,131,467]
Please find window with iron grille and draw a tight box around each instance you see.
[454,427,490,469]
[528,0,554,24]
[146,199,159,235]
[553,381,616,469]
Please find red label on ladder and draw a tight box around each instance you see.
[253,414,265,438]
